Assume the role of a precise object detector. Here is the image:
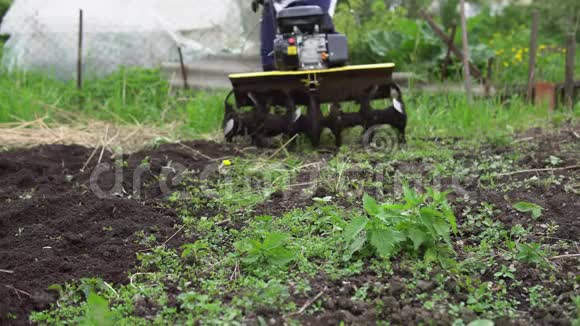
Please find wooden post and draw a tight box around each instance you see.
[441,24,457,82]
[177,47,189,89]
[77,9,83,91]
[459,0,472,103]
[526,10,539,102]
[420,11,482,80]
[564,33,576,109]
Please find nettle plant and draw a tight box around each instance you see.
[235,231,296,268]
[343,187,458,264]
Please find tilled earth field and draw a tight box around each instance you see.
[0,141,238,324]
[0,125,579,325]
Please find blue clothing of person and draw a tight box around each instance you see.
[260,0,336,71]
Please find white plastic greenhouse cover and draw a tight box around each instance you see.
[0,0,259,79]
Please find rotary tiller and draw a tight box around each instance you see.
[223,4,407,147]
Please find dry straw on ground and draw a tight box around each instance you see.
[0,116,178,152]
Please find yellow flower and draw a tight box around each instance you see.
[222,159,232,166]
[514,49,523,62]
[503,62,509,67]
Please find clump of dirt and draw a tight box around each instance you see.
[0,140,238,325]
[0,145,92,202]
[97,141,241,199]
[255,169,320,217]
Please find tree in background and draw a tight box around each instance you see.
[334,0,404,63]
[533,0,579,42]
[334,0,577,83]
[440,0,459,29]
[401,0,431,18]
[0,0,11,23]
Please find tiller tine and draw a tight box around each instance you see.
[224,64,407,148]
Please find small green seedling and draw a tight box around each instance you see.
[546,155,563,167]
[493,264,516,280]
[181,240,210,260]
[513,201,543,220]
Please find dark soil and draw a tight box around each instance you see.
[0,141,238,325]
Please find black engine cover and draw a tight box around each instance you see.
[274,33,348,71]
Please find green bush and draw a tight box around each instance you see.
[334,1,579,84]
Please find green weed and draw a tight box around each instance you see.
[180,240,210,261]
[516,243,550,268]
[343,187,457,263]
[234,231,297,270]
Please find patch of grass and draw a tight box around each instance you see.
[406,93,576,141]
[0,68,226,138]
